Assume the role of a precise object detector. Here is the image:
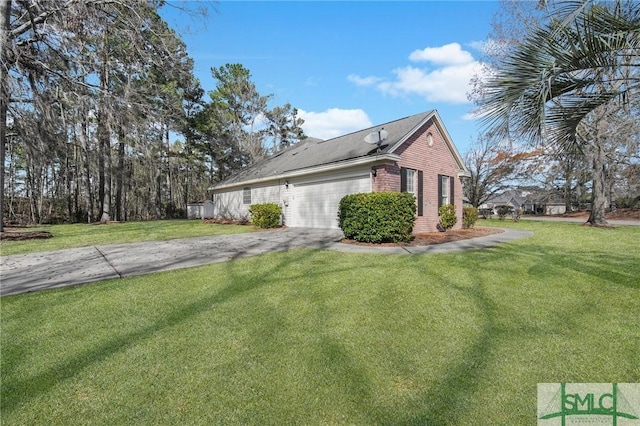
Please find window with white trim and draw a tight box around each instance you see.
[243,187,251,204]
[405,169,415,194]
[439,175,450,206]
[401,167,423,216]
[441,175,449,205]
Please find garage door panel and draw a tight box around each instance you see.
[291,175,370,228]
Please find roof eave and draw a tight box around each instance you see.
[209,153,401,191]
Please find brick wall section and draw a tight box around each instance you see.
[372,164,400,192]
[371,118,464,233]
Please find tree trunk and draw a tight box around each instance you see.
[587,135,608,226]
[563,167,573,213]
[115,127,125,221]
[80,120,93,222]
[98,121,105,220]
[99,123,111,223]
[155,132,163,218]
[73,140,81,221]
[66,137,74,221]
[0,0,11,232]
[98,34,111,223]
[165,125,172,212]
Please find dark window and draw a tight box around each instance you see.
[417,170,423,216]
[401,167,407,192]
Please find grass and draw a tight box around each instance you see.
[0,220,255,256]
[1,221,639,425]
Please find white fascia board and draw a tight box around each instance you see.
[458,169,472,178]
[438,116,470,173]
[210,154,400,191]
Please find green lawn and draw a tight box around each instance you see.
[1,221,638,425]
[0,220,255,256]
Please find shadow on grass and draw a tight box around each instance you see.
[482,243,640,290]
[384,241,639,425]
[384,275,498,425]
[1,247,360,416]
[4,235,638,423]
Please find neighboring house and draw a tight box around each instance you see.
[539,201,567,215]
[480,190,532,215]
[208,110,471,233]
[480,189,566,216]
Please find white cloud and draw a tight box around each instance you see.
[409,42,474,66]
[462,109,484,121]
[468,40,488,53]
[298,108,373,140]
[348,43,485,105]
[347,74,382,87]
[378,62,482,104]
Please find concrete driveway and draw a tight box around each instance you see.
[1,227,532,297]
[1,228,342,297]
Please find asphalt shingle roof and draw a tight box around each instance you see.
[212,111,435,188]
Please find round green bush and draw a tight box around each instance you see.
[338,192,416,243]
[463,206,478,228]
[496,205,512,220]
[249,203,282,228]
[438,204,457,230]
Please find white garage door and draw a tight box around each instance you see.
[291,174,371,228]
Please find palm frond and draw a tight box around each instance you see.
[479,0,640,152]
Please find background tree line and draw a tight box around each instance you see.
[465,0,639,223]
[1,1,304,230]
[3,0,638,230]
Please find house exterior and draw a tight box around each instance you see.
[480,189,567,216]
[208,111,471,233]
[479,190,532,216]
[542,202,567,215]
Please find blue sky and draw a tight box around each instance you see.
[160,1,501,155]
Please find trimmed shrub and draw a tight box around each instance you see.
[496,205,512,220]
[338,192,416,243]
[438,204,457,230]
[479,208,492,220]
[463,207,478,228]
[248,203,282,228]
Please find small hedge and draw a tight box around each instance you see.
[463,207,478,228]
[338,192,416,243]
[248,203,282,228]
[496,205,512,220]
[438,204,457,230]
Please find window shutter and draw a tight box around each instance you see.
[437,174,443,207]
[400,167,407,192]
[450,177,455,206]
[417,170,423,216]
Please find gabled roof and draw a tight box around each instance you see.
[485,190,528,206]
[486,188,567,207]
[210,110,468,190]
